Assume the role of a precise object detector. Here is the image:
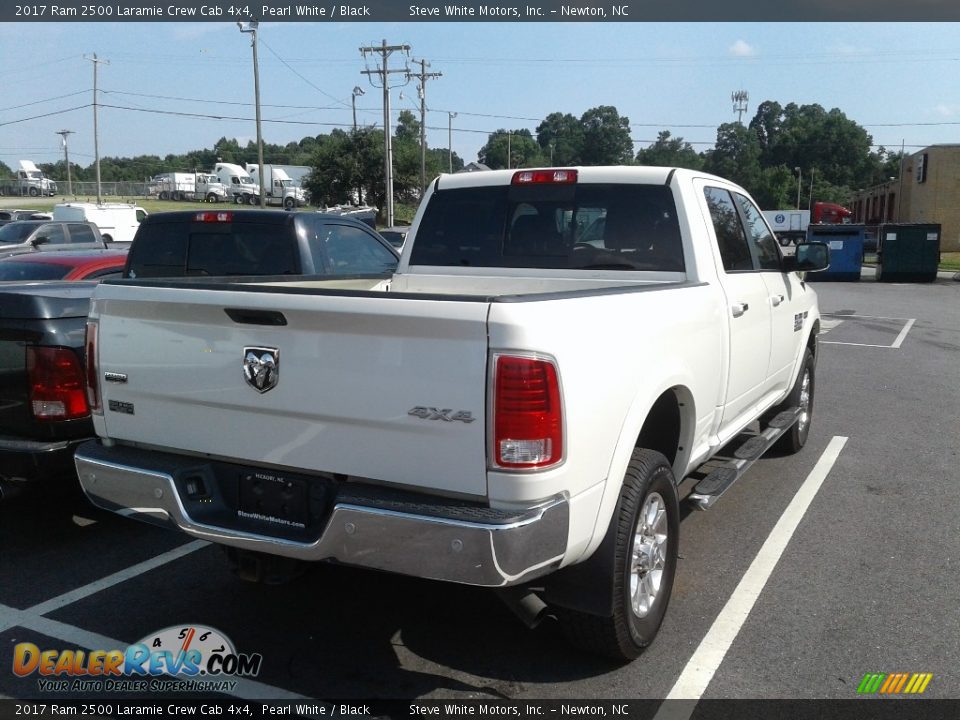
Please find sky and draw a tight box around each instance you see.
[1,22,959,176]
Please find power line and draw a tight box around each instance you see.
[0,104,91,127]
[259,36,351,109]
[101,88,342,111]
[0,90,91,113]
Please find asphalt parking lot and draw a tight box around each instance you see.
[1,273,958,708]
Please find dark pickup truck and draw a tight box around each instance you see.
[0,282,95,500]
[0,210,398,500]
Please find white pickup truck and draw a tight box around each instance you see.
[75,167,829,660]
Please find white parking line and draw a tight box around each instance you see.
[28,540,208,616]
[654,436,848,717]
[891,318,916,349]
[820,317,916,349]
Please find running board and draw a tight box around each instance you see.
[686,407,801,510]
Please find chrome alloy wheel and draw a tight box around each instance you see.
[630,491,668,618]
[797,369,812,435]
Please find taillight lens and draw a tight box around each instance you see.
[27,347,89,421]
[85,321,101,414]
[511,169,577,185]
[195,211,233,222]
[492,354,563,469]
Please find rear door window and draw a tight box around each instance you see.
[66,223,97,244]
[733,193,782,271]
[703,187,754,272]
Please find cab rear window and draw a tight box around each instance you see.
[409,183,684,271]
[126,222,300,278]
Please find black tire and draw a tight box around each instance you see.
[29,187,39,197]
[283,196,295,210]
[234,194,244,205]
[206,192,219,203]
[101,234,113,243]
[559,449,679,661]
[247,194,258,206]
[158,190,169,201]
[769,348,814,454]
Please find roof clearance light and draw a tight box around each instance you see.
[511,169,578,186]
[195,212,233,223]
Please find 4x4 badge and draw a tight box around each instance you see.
[243,347,279,393]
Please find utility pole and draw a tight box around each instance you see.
[84,53,109,204]
[794,166,802,210]
[407,58,442,194]
[731,90,749,124]
[447,112,457,173]
[238,21,265,208]
[897,139,905,221]
[808,167,815,211]
[56,130,73,196]
[360,39,410,227]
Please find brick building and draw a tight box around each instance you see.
[849,144,960,252]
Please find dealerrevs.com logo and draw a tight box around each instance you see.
[13,624,263,693]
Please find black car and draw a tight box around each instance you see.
[125,209,399,278]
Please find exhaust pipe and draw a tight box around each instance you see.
[495,587,551,629]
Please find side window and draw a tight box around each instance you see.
[703,187,753,272]
[136,209,147,223]
[67,223,96,244]
[38,223,67,245]
[312,225,398,274]
[734,193,782,271]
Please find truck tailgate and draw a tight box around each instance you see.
[93,284,491,497]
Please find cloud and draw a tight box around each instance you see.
[935,104,957,117]
[729,40,756,57]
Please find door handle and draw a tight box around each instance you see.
[731,303,749,318]
[771,294,785,307]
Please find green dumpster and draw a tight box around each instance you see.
[876,223,941,283]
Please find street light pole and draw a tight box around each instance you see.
[794,166,802,210]
[56,130,73,196]
[447,112,457,173]
[238,21,265,208]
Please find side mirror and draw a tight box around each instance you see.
[31,235,49,247]
[783,242,830,273]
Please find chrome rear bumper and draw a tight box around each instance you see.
[75,441,568,588]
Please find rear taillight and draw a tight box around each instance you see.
[492,354,564,469]
[511,169,577,185]
[27,347,89,421]
[85,321,101,414]
[195,211,233,222]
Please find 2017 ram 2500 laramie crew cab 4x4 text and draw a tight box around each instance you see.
[75,167,829,660]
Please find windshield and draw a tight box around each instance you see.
[239,177,254,186]
[0,262,69,281]
[0,223,36,244]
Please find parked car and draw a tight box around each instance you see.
[52,202,148,245]
[76,166,829,660]
[124,210,398,279]
[0,210,397,503]
[0,249,128,281]
[378,225,409,251]
[0,220,106,258]
[0,210,51,227]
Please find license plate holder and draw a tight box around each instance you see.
[238,471,309,528]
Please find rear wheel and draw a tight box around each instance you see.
[559,449,679,661]
[247,194,258,206]
[158,191,169,200]
[101,234,113,243]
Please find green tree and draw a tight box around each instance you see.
[703,122,762,191]
[478,129,545,169]
[536,112,583,165]
[579,105,633,165]
[635,130,703,169]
